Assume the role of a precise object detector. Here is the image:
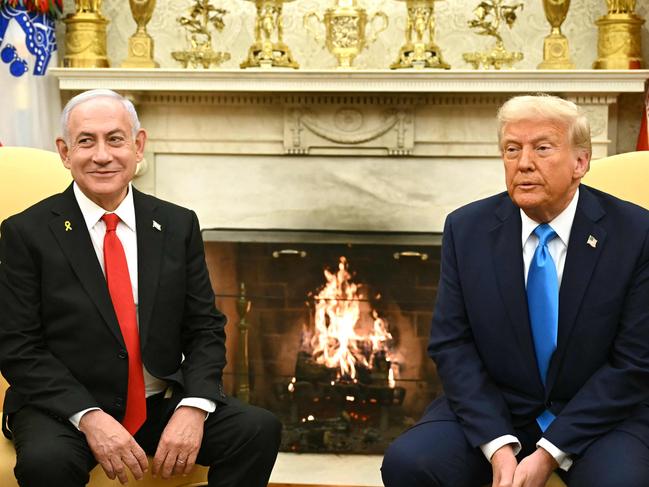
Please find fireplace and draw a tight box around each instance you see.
[203,230,442,454]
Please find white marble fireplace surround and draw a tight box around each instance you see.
[51,68,649,235]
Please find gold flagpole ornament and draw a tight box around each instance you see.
[121,0,159,68]
[538,0,575,69]
[240,0,299,69]
[171,0,230,69]
[390,0,450,69]
[304,0,388,69]
[63,0,110,67]
[593,0,644,69]
[462,0,524,70]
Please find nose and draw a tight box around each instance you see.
[92,140,112,164]
[517,145,535,171]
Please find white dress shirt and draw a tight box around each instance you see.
[480,188,579,471]
[69,183,215,428]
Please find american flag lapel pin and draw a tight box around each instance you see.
[152,220,162,231]
[586,235,597,248]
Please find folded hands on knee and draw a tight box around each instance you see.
[491,444,558,487]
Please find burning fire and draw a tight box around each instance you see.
[305,257,396,382]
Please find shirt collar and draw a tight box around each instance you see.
[520,187,579,247]
[73,182,136,232]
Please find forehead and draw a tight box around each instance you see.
[501,118,569,143]
[67,97,132,135]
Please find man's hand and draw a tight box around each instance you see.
[78,409,148,485]
[152,405,205,479]
[512,448,558,487]
[491,444,518,487]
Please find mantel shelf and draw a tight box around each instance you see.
[49,68,649,94]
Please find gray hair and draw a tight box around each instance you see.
[60,89,141,143]
[497,94,592,154]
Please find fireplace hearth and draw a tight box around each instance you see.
[203,230,442,454]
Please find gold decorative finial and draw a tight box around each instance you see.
[538,0,575,69]
[462,0,524,70]
[172,0,230,69]
[121,0,159,68]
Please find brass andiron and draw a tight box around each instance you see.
[121,0,159,68]
[391,0,450,69]
[593,0,644,69]
[304,0,388,69]
[172,0,230,68]
[240,0,299,69]
[63,0,110,67]
[462,0,524,70]
[538,0,575,69]
[235,283,252,403]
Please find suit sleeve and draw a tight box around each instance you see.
[0,218,98,419]
[544,225,649,455]
[428,215,516,447]
[178,211,227,403]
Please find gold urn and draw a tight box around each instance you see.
[304,0,388,69]
[538,0,574,69]
[121,0,159,68]
[593,0,644,69]
[63,0,110,68]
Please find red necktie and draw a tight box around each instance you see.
[102,213,146,434]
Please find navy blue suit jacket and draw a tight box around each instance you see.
[425,184,649,456]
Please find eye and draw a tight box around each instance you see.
[77,137,93,146]
[504,145,520,157]
[108,135,126,145]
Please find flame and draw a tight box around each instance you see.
[308,257,394,380]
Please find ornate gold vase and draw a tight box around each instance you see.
[304,0,388,69]
[240,0,299,69]
[593,0,644,69]
[538,0,574,69]
[391,0,449,69]
[63,0,110,68]
[121,0,159,68]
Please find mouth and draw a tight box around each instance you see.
[516,182,539,190]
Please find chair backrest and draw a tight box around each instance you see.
[582,151,649,210]
[0,146,71,405]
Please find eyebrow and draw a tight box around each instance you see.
[502,133,560,145]
[74,129,127,141]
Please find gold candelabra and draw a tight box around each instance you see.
[593,0,644,69]
[172,0,230,69]
[538,0,574,69]
[462,0,524,70]
[241,0,299,69]
[62,0,110,68]
[121,0,159,68]
[391,0,450,69]
[304,0,388,69]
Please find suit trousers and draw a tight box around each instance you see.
[381,417,649,487]
[9,392,281,487]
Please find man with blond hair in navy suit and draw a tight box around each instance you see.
[382,94,649,487]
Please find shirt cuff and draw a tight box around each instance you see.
[176,397,216,421]
[537,437,573,471]
[69,407,101,430]
[480,435,521,462]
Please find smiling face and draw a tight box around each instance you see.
[502,118,590,223]
[56,96,146,211]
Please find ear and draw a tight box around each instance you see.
[573,148,591,180]
[56,138,71,169]
[134,129,147,162]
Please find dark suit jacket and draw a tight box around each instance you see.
[0,184,227,427]
[424,184,649,457]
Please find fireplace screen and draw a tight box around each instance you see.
[203,230,442,454]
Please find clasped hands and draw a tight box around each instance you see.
[78,406,206,485]
[491,444,559,487]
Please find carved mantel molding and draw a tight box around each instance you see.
[47,68,649,233]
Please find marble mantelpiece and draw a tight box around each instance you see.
[50,69,649,233]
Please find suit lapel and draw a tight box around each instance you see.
[490,196,543,390]
[133,189,164,348]
[48,185,124,344]
[546,186,606,391]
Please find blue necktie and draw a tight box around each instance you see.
[527,223,559,431]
